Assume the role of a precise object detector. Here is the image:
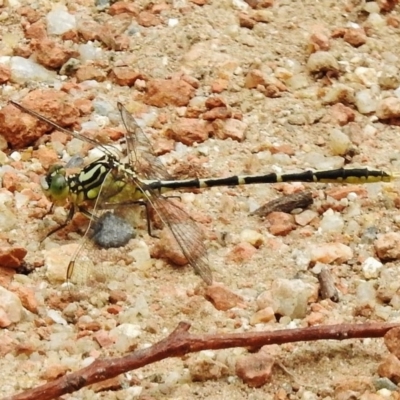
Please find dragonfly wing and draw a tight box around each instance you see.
[117,102,173,180]
[151,196,213,285]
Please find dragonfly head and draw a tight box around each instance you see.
[41,165,70,204]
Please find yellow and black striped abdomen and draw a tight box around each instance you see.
[143,167,394,192]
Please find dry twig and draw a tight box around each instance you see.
[5,321,399,400]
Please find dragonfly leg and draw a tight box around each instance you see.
[42,204,76,243]
[133,200,158,237]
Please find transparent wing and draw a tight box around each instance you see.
[144,194,212,285]
[117,102,173,180]
[64,169,138,289]
[10,101,120,160]
[116,103,213,284]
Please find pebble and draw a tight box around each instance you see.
[78,43,102,62]
[319,209,344,233]
[205,283,245,311]
[110,67,142,86]
[374,377,399,392]
[383,327,400,361]
[235,349,275,387]
[40,363,69,381]
[266,211,295,236]
[343,28,367,47]
[212,118,247,141]
[322,84,355,105]
[76,65,106,82]
[271,278,315,319]
[329,128,351,156]
[356,281,376,308]
[294,210,318,227]
[355,89,378,114]
[0,204,17,231]
[10,56,56,84]
[306,51,339,75]
[93,330,115,348]
[378,354,400,384]
[111,323,142,339]
[46,5,76,35]
[239,228,264,248]
[250,307,275,325]
[0,63,10,83]
[188,353,229,381]
[310,242,353,264]
[366,12,386,29]
[376,97,400,120]
[0,246,27,269]
[34,38,78,70]
[227,242,257,263]
[91,212,136,249]
[144,77,196,107]
[309,26,331,51]
[329,103,355,126]
[47,309,67,325]
[375,232,400,261]
[166,118,210,145]
[10,285,38,313]
[0,286,24,327]
[362,257,383,279]
[44,244,79,284]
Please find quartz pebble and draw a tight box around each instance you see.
[10,56,56,84]
[271,278,315,319]
[307,51,339,75]
[46,5,76,35]
[329,129,351,156]
[0,286,24,327]
[362,257,383,279]
[355,89,378,114]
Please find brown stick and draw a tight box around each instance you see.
[5,322,399,400]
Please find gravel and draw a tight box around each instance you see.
[1,0,400,399]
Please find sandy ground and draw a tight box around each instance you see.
[1,0,400,399]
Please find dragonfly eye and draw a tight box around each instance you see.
[41,165,70,203]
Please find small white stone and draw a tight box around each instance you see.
[362,257,383,279]
[9,151,21,161]
[367,12,386,29]
[112,323,142,338]
[78,43,102,62]
[355,89,378,114]
[0,286,24,324]
[46,5,76,35]
[239,228,264,248]
[329,129,351,156]
[320,209,344,233]
[364,2,380,13]
[231,0,249,11]
[14,192,29,209]
[354,67,378,87]
[47,309,68,325]
[271,278,316,319]
[356,281,376,307]
[10,56,56,84]
[168,18,179,27]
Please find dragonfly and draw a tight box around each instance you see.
[10,100,399,287]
